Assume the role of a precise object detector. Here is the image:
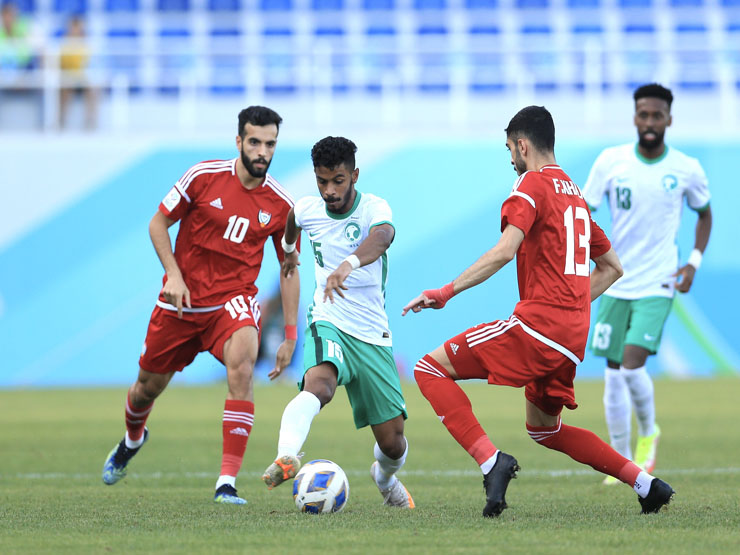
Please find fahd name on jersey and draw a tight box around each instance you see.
[552,178,584,199]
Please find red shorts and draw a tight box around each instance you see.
[139,293,261,374]
[444,315,578,416]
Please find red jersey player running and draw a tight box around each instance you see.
[102,106,300,505]
[403,106,675,517]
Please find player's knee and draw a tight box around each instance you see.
[413,354,449,393]
[304,378,335,407]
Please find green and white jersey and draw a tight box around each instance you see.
[295,191,394,346]
[583,143,710,299]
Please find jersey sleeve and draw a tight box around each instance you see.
[293,196,312,229]
[582,150,611,211]
[367,196,394,230]
[589,214,611,259]
[500,173,537,235]
[159,166,201,221]
[685,158,711,211]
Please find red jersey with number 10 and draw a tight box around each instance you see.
[158,159,294,306]
[500,164,611,361]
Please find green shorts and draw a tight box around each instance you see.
[302,321,408,429]
[590,295,674,364]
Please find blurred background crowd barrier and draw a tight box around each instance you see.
[1,0,738,387]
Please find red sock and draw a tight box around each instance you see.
[221,400,254,477]
[125,392,153,442]
[527,420,642,485]
[414,355,497,465]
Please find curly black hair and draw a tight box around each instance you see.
[634,83,673,108]
[237,106,282,137]
[311,136,357,170]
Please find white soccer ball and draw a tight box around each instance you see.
[292,459,350,514]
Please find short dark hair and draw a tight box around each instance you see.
[311,136,357,170]
[505,105,555,153]
[633,83,673,108]
[237,106,282,137]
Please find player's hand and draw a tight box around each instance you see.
[162,273,191,319]
[323,261,352,304]
[674,263,697,293]
[402,283,455,316]
[282,251,300,278]
[268,339,296,380]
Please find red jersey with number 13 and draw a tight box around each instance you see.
[158,159,294,306]
[500,164,611,360]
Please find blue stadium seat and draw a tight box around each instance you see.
[53,0,87,13]
[157,0,190,10]
[417,24,448,36]
[311,0,344,9]
[208,0,241,9]
[260,0,293,10]
[721,0,740,6]
[314,26,345,37]
[670,0,703,6]
[414,0,447,9]
[104,0,139,10]
[156,28,193,94]
[464,0,498,9]
[105,28,141,91]
[566,0,600,7]
[10,0,36,13]
[515,0,549,8]
[623,23,655,34]
[618,0,652,7]
[362,0,394,9]
[207,28,244,95]
[571,23,604,34]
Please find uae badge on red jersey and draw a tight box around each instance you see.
[258,210,272,228]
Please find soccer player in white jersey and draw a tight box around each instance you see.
[261,136,414,508]
[583,84,713,484]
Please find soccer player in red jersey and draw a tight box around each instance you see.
[102,106,300,505]
[403,106,675,517]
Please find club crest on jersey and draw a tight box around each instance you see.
[258,210,272,227]
[344,222,362,245]
[662,174,678,192]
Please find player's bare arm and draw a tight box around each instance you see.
[269,266,300,380]
[149,210,191,318]
[590,247,623,302]
[675,205,712,293]
[402,224,524,316]
[323,223,395,304]
[281,207,302,278]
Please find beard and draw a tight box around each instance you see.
[241,149,271,178]
[513,151,527,175]
[638,130,665,151]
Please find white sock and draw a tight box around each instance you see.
[633,470,655,498]
[373,438,408,490]
[603,368,632,459]
[276,391,321,458]
[480,450,499,475]
[621,366,655,437]
[125,431,145,449]
[215,475,236,490]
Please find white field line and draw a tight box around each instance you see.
[6,467,740,481]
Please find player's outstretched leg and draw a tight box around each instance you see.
[369,439,414,509]
[482,451,520,517]
[102,428,149,485]
[638,477,674,513]
[262,455,303,490]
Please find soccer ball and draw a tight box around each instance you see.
[293,459,350,514]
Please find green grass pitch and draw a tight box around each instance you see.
[1,378,739,553]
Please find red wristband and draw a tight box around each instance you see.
[285,325,298,341]
[422,281,456,309]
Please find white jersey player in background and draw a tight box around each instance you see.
[261,136,414,508]
[583,83,713,484]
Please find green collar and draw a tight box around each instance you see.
[326,191,362,220]
[635,143,669,165]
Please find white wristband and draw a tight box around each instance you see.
[687,248,702,270]
[281,235,296,254]
[343,254,361,270]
